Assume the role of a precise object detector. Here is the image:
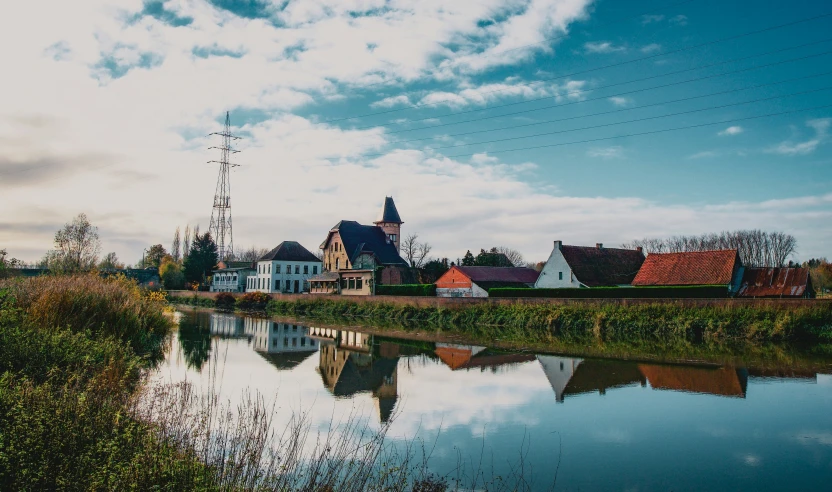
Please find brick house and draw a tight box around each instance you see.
[631,249,745,294]
[435,266,540,297]
[535,241,645,288]
[315,197,409,294]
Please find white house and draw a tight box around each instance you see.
[535,241,645,289]
[210,265,255,293]
[247,241,323,294]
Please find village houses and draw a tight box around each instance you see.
[247,241,322,294]
[535,241,646,288]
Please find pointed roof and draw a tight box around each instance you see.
[737,267,813,298]
[322,221,408,267]
[559,245,645,287]
[452,266,540,289]
[632,250,739,286]
[258,241,320,263]
[374,196,403,224]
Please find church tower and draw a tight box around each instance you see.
[374,196,403,253]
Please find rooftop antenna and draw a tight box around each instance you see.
[207,111,241,262]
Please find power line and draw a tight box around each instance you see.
[328,0,701,96]
[378,85,832,155]
[388,70,832,145]
[381,49,832,135]
[436,103,832,159]
[325,10,832,123]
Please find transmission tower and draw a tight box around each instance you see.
[207,111,240,262]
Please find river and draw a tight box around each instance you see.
[152,309,832,491]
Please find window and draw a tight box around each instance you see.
[335,258,340,269]
[356,278,363,290]
[303,265,308,274]
[275,279,279,290]
[341,278,348,289]
[294,280,299,292]
[558,272,563,280]
[313,266,318,274]
[292,338,297,347]
[285,264,291,274]
[348,278,356,290]
[284,337,288,347]
[268,264,271,274]
[276,264,281,274]
[295,265,300,274]
[301,338,306,347]
[389,234,397,243]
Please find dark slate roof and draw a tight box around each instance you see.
[375,196,403,224]
[455,266,540,286]
[560,245,645,287]
[737,267,813,298]
[632,250,739,286]
[258,241,320,263]
[327,220,408,267]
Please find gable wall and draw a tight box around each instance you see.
[323,231,352,271]
[535,247,583,288]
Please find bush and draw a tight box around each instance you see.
[214,292,236,310]
[489,285,729,299]
[236,291,271,311]
[376,284,437,297]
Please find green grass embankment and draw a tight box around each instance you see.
[257,297,832,343]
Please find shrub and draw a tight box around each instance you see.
[236,291,271,311]
[489,285,729,299]
[0,273,171,357]
[376,284,437,297]
[214,292,236,310]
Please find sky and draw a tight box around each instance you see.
[2,0,831,265]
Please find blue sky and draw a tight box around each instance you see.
[1,0,830,264]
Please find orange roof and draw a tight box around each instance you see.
[639,364,747,397]
[737,267,812,298]
[632,250,739,286]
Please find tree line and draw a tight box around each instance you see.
[622,230,798,268]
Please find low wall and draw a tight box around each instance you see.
[166,290,828,309]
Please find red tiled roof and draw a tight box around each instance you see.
[455,266,540,285]
[639,364,747,397]
[737,267,812,298]
[560,245,645,287]
[632,250,739,286]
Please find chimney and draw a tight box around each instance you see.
[636,246,643,254]
[596,243,603,249]
[554,240,562,251]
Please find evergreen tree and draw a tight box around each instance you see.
[183,225,191,259]
[171,227,181,263]
[183,232,219,284]
[461,250,475,266]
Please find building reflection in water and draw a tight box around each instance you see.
[182,312,821,412]
[309,327,400,423]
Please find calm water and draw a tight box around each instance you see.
[154,309,832,491]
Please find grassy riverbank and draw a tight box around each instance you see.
[170,294,832,343]
[0,276,504,491]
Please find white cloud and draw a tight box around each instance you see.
[587,146,624,158]
[415,78,586,109]
[688,151,718,159]
[608,96,632,107]
[641,15,664,25]
[370,95,411,108]
[640,43,662,54]
[767,118,831,155]
[584,41,626,54]
[670,14,688,26]
[718,126,744,136]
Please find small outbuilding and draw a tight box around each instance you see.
[435,266,540,298]
[535,241,645,288]
[737,267,815,298]
[631,249,744,294]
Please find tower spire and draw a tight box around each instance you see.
[207,111,241,261]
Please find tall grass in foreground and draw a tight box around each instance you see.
[0,275,544,490]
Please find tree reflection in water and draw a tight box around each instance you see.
[177,311,212,371]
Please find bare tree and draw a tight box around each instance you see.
[183,225,191,259]
[402,234,432,269]
[622,230,797,267]
[492,246,524,267]
[98,252,124,270]
[45,213,101,272]
[171,227,182,263]
[233,246,270,262]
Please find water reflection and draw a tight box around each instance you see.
[162,311,832,491]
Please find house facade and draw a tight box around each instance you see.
[631,249,745,294]
[316,197,409,295]
[435,266,540,298]
[247,241,322,294]
[535,241,645,288]
[210,266,255,293]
